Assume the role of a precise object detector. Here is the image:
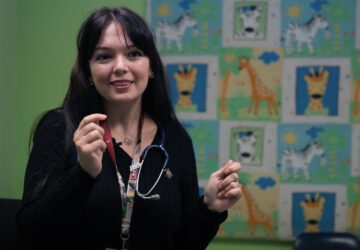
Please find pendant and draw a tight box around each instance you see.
[165,168,173,179]
[123,137,132,145]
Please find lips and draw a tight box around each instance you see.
[111,80,133,87]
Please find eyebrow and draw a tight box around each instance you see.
[94,44,138,52]
[94,46,111,52]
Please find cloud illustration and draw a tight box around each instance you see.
[255,177,276,190]
[258,51,280,65]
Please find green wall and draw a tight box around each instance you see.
[0,0,17,199]
[0,0,293,249]
[0,0,147,199]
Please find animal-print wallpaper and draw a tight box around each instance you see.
[148,0,360,240]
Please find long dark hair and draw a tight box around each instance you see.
[29,7,178,196]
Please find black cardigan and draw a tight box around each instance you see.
[16,110,227,250]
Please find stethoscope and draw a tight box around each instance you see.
[134,128,169,200]
[101,119,169,201]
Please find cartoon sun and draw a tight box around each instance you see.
[158,5,170,16]
[288,5,301,18]
[284,132,296,144]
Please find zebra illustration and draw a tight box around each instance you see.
[155,12,197,52]
[235,5,263,40]
[278,140,326,181]
[283,13,329,55]
[236,131,258,164]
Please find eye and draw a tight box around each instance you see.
[128,50,143,58]
[95,53,111,61]
[92,52,112,62]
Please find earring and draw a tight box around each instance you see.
[149,72,155,79]
[89,79,94,86]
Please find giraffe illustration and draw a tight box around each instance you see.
[238,58,278,115]
[303,67,330,115]
[353,76,360,118]
[220,53,236,118]
[300,193,326,233]
[241,184,274,235]
[173,64,198,110]
[351,199,360,234]
[350,184,360,234]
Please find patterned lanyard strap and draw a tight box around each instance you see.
[100,114,144,250]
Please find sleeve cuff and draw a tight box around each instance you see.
[197,196,228,224]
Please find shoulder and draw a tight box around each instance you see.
[37,108,65,129]
[33,108,66,141]
[42,108,65,123]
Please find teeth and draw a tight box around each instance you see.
[112,81,132,86]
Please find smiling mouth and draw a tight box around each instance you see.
[111,81,133,86]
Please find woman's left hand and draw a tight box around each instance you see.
[203,160,242,212]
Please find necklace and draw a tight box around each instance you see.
[113,118,142,146]
[113,134,134,146]
[122,136,133,146]
[109,126,134,146]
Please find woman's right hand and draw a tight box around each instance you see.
[73,114,107,178]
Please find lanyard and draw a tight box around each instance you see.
[100,114,144,249]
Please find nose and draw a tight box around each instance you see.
[113,55,128,76]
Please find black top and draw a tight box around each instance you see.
[16,110,227,250]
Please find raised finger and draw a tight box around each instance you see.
[224,161,241,175]
[215,160,234,179]
[78,113,107,130]
[76,122,105,139]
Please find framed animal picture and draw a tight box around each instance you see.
[219,121,277,172]
[222,0,281,47]
[162,56,218,119]
[282,58,350,123]
[279,184,347,240]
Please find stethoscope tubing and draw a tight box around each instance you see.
[135,129,168,199]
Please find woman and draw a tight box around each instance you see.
[16,6,242,250]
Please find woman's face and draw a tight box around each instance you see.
[89,22,152,106]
